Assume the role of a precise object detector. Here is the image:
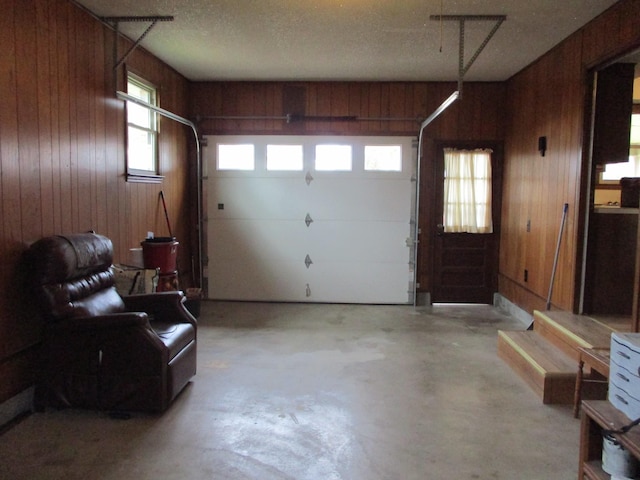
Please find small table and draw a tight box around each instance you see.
[573,347,610,418]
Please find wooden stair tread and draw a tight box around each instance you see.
[533,310,615,349]
[498,309,618,405]
[590,314,632,332]
[498,330,576,375]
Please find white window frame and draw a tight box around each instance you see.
[266,144,304,171]
[207,135,409,179]
[217,144,256,171]
[364,145,403,172]
[315,144,353,171]
[126,72,161,182]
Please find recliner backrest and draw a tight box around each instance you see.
[26,233,126,321]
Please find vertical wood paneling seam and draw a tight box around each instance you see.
[0,0,19,249]
[16,0,38,243]
[36,0,53,236]
[49,0,62,234]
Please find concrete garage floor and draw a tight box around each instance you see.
[0,301,580,479]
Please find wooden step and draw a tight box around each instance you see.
[498,310,619,405]
[498,330,578,404]
[533,310,616,362]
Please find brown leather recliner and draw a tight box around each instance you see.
[25,232,197,413]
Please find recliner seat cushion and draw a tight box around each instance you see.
[151,322,196,359]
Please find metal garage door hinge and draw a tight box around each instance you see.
[305,254,313,268]
[305,213,313,227]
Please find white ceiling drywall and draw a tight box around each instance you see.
[73,0,618,82]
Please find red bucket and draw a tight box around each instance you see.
[141,237,179,274]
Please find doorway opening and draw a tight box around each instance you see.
[581,48,640,330]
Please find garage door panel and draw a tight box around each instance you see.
[208,219,310,262]
[210,177,411,223]
[209,260,410,304]
[210,177,310,220]
[305,263,410,304]
[307,179,410,221]
[209,220,410,273]
[209,258,309,302]
[306,221,410,263]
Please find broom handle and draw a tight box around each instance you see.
[546,203,568,310]
[159,190,173,238]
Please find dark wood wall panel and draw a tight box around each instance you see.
[500,36,585,313]
[191,81,505,138]
[582,1,640,69]
[0,0,192,405]
[500,0,640,314]
[190,80,506,293]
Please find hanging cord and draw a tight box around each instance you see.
[439,0,443,52]
[602,416,640,436]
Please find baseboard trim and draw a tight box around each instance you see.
[494,293,533,328]
[415,292,431,306]
[0,387,34,430]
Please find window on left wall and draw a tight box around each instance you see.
[126,73,161,182]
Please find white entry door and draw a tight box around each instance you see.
[204,135,416,304]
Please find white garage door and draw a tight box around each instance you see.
[205,135,416,304]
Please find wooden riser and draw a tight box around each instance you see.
[498,330,577,404]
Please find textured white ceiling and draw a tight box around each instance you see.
[73,0,619,82]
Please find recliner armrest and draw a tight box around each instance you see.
[50,312,150,332]
[122,291,197,327]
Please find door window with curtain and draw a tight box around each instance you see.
[443,148,493,233]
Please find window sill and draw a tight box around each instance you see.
[127,173,164,184]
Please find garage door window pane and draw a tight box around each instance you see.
[365,145,402,171]
[218,144,255,170]
[315,145,352,171]
[267,145,303,171]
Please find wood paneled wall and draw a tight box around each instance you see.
[0,0,193,405]
[191,81,506,293]
[191,82,505,139]
[500,0,640,314]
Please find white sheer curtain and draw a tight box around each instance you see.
[443,148,493,233]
